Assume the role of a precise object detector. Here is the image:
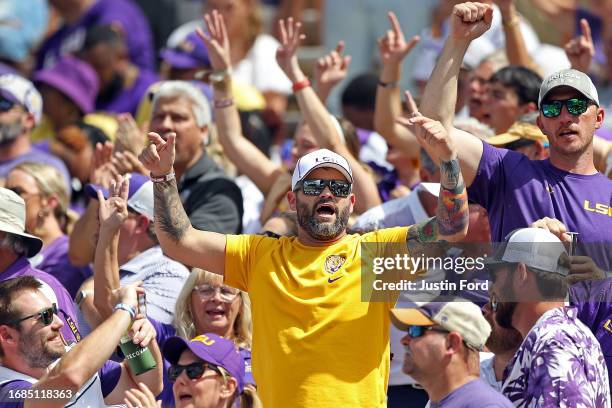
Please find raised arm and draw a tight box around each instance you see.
[92,176,129,319]
[313,41,351,104]
[197,11,284,196]
[138,132,226,275]
[373,11,420,152]
[404,102,468,243]
[495,0,541,73]
[276,18,381,213]
[416,2,493,187]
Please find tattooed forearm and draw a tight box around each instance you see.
[437,157,468,237]
[406,217,438,255]
[153,178,191,243]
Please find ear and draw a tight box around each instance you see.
[348,193,356,213]
[22,112,36,133]
[595,107,605,129]
[0,325,18,349]
[219,376,237,398]
[521,102,538,115]
[43,194,60,213]
[445,332,463,355]
[515,263,530,290]
[200,125,209,146]
[134,214,151,235]
[287,190,297,211]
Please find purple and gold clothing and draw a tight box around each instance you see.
[502,307,610,407]
[31,235,92,298]
[468,142,612,269]
[1,257,81,344]
[36,0,154,71]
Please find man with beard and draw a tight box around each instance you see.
[0,276,163,407]
[139,60,469,406]
[488,227,610,407]
[390,300,513,407]
[410,2,612,267]
[0,75,70,190]
[480,299,522,391]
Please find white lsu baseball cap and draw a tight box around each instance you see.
[291,149,353,191]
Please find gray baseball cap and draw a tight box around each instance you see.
[538,69,599,108]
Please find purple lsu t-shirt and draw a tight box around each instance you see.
[468,142,612,268]
[32,235,92,298]
[36,0,154,70]
[429,378,514,407]
[0,360,121,407]
[1,258,81,344]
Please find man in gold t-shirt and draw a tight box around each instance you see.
[139,85,468,408]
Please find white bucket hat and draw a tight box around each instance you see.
[0,187,43,257]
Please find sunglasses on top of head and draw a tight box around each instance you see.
[540,97,594,118]
[296,179,352,198]
[168,361,222,382]
[9,304,58,326]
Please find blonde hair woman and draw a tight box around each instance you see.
[152,269,254,406]
[5,162,90,296]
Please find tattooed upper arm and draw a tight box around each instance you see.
[437,157,468,238]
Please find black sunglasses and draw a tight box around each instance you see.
[489,293,499,313]
[297,179,352,198]
[0,97,15,112]
[168,361,222,382]
[541,97,593,118]
[10,304,58,326]
[406,325,449,339]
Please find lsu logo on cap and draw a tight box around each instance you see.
[193,334,216,346]
[325,255,346,274]
[315,156,341,165]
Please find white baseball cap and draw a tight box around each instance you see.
[0,74,43,125]
[0,188,43,257]
[390,300,491,351]
[291,149,353,191]
[490,227,569,276]
[85,173,154,220]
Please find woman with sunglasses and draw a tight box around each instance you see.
[5,162,91,297]
[162,333,261,408]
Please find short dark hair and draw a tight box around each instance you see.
[341,72,378,110]
[0,276,42,357]
[528,266,568,300]
[489,66,542,106]
[82,24,125,51]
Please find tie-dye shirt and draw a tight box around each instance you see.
[502,307,610,408]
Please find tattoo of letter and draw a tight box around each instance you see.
[437,158,468,236]
[153,179,191,243]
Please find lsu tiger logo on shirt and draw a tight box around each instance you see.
[583,200,612,217]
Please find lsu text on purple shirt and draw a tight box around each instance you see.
[1,257,81,344]
[31,235,92,298]
[468,142,612,269]
[36,0,154,70]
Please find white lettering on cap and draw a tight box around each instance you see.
[547,72,581,84]
[315,156,341,164]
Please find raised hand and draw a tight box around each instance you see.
[197,9,231,71]
[565,18,594,72]
[111,150,149,176]
[115,113,146,156]
[90,141,119,188]
[276,17,306,83]
[124,383,161,408]
[97,175,129,233]
[408,116,457,162]
[450,2,494,41]
[378,11,420,66]
[314,41,351,92]
[138,132,176,177]
[530,216,571,243]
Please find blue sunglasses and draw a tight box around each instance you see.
[406,325,449,339]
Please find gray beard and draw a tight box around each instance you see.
[297,199,350,241]
[0,120,23,146]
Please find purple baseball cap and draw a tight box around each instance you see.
[85,173,153,220]
[33,56,99,114]
[163,333,245,393]
[161,31,210,70]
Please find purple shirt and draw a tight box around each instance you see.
[0,360,121,407]
[502,307,610,407]
[31,235,92,298]
[1,257,81,344]
[96,68,158,115]
[36,0,154,71]
[468,142,612,268]
[429,378,513,407]
[0,147,71,194]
